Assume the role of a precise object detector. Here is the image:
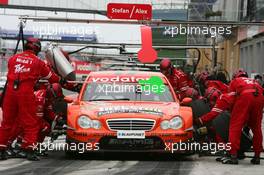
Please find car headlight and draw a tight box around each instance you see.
[161,116,183,130]
[77,115,101,129]
[78,116,92,129]
[169,116,183,130]
[161,120,170,130]
[92,120,101,129]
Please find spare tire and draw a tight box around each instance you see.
[190,99,210,118]
[52,98,68,116]
[212,111,230,142]
[212,112,252,152]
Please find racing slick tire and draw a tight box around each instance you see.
[190,99,211,118]
[212,112,252,152]
[52,98,68,116]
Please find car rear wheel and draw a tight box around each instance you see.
[212,112,252,152]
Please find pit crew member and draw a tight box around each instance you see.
[0,38,60,161]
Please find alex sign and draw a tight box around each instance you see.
[107,3,152,20]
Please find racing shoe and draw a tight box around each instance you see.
[237,152,246,160]
[0,150,7,160]
[250,157,260,165]
[36,150,48,157]
[26,151,40,161]
[216,151,228,162]
[5,148,17,158]
[216,156,227,162]
[222,155,238,165]
[15,150,27,158]
[214,150,225,157]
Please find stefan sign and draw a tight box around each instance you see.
[0,0,8,5]
[107,3,152,20]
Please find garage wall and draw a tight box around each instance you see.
[217,36,240,76]
[240,35,264,75]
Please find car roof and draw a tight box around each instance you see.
[90,70,164,76]
[87,71,167,81]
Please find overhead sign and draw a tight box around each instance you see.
[0,0,8,5]
[107,3,152,20]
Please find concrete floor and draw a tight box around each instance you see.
[0,150,263,175]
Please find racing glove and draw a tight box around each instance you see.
[194,118,203,127]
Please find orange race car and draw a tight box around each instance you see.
[66,71,194,154]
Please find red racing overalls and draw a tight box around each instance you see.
[0,50,60,151]
[200,92,236,124]
[228,77,264,157]
[205,80,229,93]
[167,68,194,100]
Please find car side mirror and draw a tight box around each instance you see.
[181,97,192,106]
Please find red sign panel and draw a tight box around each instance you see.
[0,0,8,5]
[107,3,152,20]
[71,61,101,75]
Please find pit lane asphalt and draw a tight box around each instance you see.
[0,148,264,175]
[0,129,263,175]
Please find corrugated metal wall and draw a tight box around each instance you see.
[240,35,264,75]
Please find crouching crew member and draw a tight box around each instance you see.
[160,59,196,100]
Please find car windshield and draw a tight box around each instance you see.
[82,82,175,102]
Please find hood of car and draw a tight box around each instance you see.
[79,101,180,119]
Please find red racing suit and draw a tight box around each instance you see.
[35,89,52,143]
[205,80,229,93]
[7,89,49,144]
[166,68,194,100]
[8,88,62,145]
[228,77,264,157]
[0,50,60,151]
[199,92,236,124]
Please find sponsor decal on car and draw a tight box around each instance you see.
[117,130,145,139]
[108,138,154,145]
[97,106,163,116]
[91,76,149,83]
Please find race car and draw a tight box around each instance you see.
[66,71,194,154]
